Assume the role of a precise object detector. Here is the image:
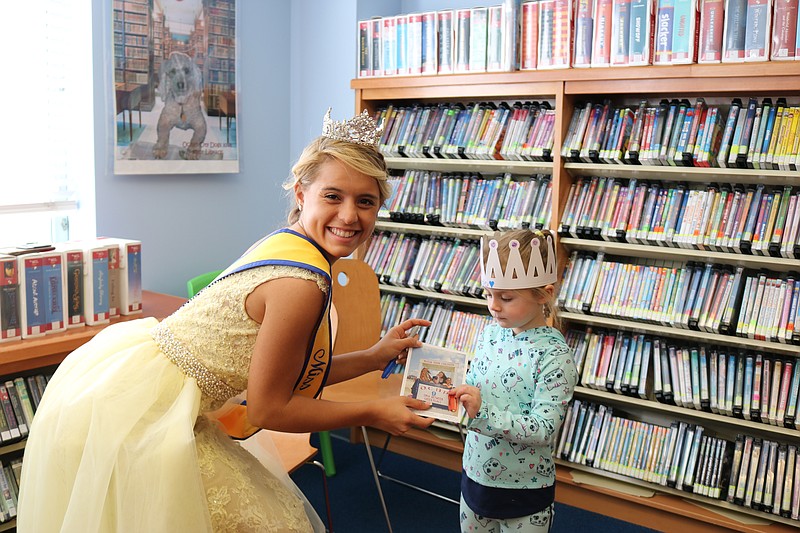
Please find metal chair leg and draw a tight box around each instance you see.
[361,426,393,533]
[309,460,334,532]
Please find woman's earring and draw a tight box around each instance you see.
[297,202,303,211]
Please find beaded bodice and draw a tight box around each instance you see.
[152,265,327,411]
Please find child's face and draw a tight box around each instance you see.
[483,285,553,334]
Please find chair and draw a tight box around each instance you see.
[186,269,338,477]
[186,269,224,298]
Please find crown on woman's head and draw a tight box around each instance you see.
[480,231,557,289]
[321,108,383,147]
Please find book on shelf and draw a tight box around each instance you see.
[611,0,633,65]
[722,0,748,61]
[770,0,798,59]
[455,8,471,73]
[0,255,21,342]
[438,9,455,74]
[699,0,725,62]
[469,6,489,73]
[520,0,540,69]
[744,0,772,61]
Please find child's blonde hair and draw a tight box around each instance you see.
[283,136,391,224]
[479,228,561,330]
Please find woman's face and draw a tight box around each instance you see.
[294,158,380,262]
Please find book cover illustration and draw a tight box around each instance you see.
[401,343,469,423]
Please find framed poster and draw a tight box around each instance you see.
[112,0,239,174]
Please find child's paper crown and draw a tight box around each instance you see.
[480,231,557,289]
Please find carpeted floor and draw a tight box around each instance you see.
[291,430,659,533]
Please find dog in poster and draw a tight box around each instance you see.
[153,52,206,160]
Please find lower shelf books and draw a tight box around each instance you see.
[558,252,800,345]
[556,399,800,521]
[564,326,800,429]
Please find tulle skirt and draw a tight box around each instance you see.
[17,318,322,533]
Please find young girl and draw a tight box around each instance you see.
[450,229,578,532]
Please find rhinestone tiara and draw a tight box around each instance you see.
[321,107,383,147]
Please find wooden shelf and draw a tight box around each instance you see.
[377,284,485,308]
[573,386,800,439]
[385,156,553,175]
[375,220,488,239]
[564,162,800,186]
[560,238,800,273]
[561,312,800,357]
[352,60,800,532]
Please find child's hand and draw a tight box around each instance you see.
[449,385,482,419]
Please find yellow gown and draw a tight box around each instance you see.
[17,263,327,532]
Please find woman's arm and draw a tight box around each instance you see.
[244,277,433,434]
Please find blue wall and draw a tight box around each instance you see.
[92,0,453,296]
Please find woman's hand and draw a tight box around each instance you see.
[449,385,482,419]
[371,318,432,371]
[370,396,435,435]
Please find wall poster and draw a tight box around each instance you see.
[112,0,238,174]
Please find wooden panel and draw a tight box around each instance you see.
[331,258,382,356]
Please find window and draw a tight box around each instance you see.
[0,2,95,248]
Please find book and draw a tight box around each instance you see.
[699,0,726,61]
[0,255,21,342]
[574,0,595,66]
[521,1,540,69]
[612,0,634,64]
[672,0,699,63]
[18,255,47,339]
[438,10,455,74]
[744,0,772,61]
[771,0,799,59]
[401,342,468,423]
[723,0,749,61]
[593,0,616,65]
[654,0,676,63]
[630,0,655,64]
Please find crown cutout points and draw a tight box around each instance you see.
[321,108,383,147]
[480,232,557,289]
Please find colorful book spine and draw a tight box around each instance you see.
[630,0,655,64]
[654,0,676,63]
[521,1,540,69]
[699,0,725,62]
[593,0,616,65]
[723,0,748,61]
[0,255,21,342]
[612,0,634,64]
[575,0,596,66]
[744,0,773,60]
[771,0,799,59]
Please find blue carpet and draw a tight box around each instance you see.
[291,430,659,532]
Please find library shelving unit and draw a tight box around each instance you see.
[351,62,800,532]
[202,0,236,115]
[0,292,184,531]
[112,0,155,110]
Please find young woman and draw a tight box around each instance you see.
[18,109,433,532]
[450,229,578,533]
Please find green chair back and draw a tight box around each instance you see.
[186,269,224,298]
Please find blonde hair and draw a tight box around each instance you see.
[480,228,561,330]
[283,136,391,224]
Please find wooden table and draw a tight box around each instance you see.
[115,83,143,143]
[219,91,236,144]
[0,291,185,376]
